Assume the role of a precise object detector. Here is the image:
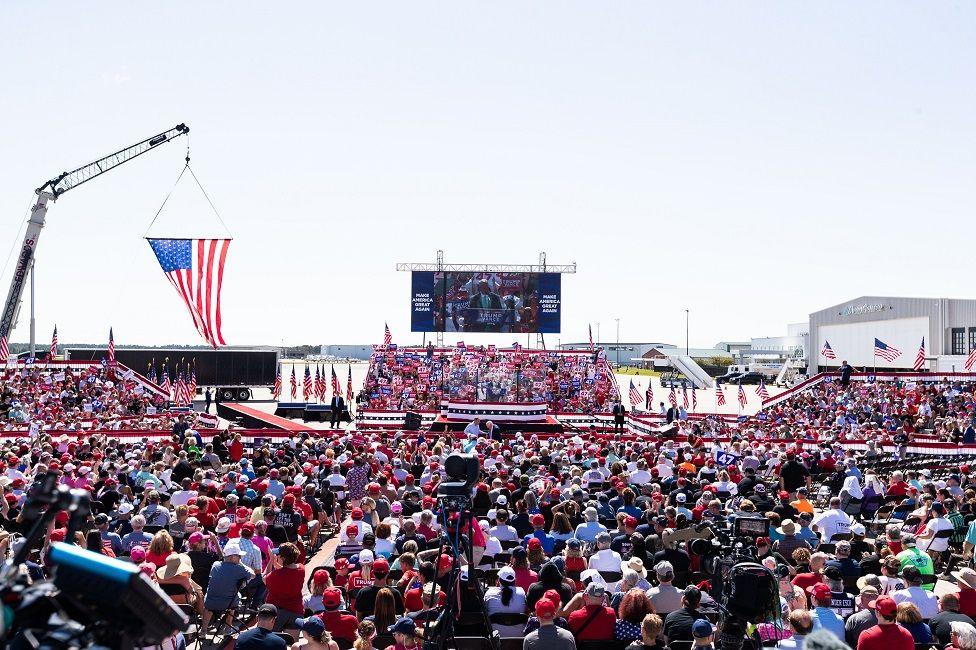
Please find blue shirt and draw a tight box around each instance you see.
[235,626,286,650]
[523,530,556,554]
[574,522,607,543]
[811,606,845,641]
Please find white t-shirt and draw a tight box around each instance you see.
[892,586,940,619]
[921,516,954,552]
[588,548,623,572]
[811,509,852,542]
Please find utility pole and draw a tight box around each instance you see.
[685,309,689,356]
[615,318,620,367]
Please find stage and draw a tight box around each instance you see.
[428,414,564,434]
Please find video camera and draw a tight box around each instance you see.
[2,472,188,649]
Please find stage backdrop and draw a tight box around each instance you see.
[411,271,560,333]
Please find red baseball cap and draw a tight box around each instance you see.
[372,558,390,573]
[530,514,545,527]
[313,569,330,585]
[624,516,638,528]
[322,587,342,609]
[351,508,364,520]
[534,598,556,617]
[438,554,453,570]
[870,595,897,617]
[345,525,359,537]
[808,583,832,601]
[527,538,542,550]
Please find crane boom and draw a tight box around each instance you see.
[0,124,190,341]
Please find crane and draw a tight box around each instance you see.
[0,124,190,342]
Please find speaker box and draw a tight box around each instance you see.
[404,411,422,430]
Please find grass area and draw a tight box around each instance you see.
[614,367,662,377]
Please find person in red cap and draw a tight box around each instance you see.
[316,587,358,642]
[524,596,575,650]
[857,595,914,650]
[351,557,404,618]
[523,513,555,554]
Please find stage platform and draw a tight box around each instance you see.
[428,415,564,435]
[217,402,312,431]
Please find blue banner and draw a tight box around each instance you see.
[410,271,436,332]
[536,273,561,333]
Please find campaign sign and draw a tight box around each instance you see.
[713,449,740,466]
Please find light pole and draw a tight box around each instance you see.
[685,309,689,356]
[615,318,620,367]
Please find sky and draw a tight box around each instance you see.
[1,3,973,349]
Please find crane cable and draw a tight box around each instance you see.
[144,136,233,239]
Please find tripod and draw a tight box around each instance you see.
[422,494,497,650]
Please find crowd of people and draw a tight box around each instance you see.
[0,363,213,432]
[361,346,620,413]
[5,375,976,650]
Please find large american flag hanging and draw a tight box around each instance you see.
[0,336,7,364]
[147,238,230,348]
[383,322,392,346]
[716,385,726,406]
[331,365,340,396]
[303,366,313,401]
[874,338,902,362]
[644,382,654,410]
[50,325,58,359]
[738,383,747,407]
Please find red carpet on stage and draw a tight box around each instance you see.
[219,403,311,431]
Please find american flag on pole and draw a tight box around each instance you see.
[645,382,654,410]
[692,387,697,411]
[147,360,157,384]
[147,238,231,348]
[821,340,836,360]
[0,336,8,365]
[49,325,57,359]
[913,338,926,371]
[160,368,172,400]
[346,365,354,402]
[966,346,976,372]
[188,362,198,398]
[383,322,392,346]
[290,366,297,399]
[331,365,340,396]
[303,366,313,401]
[588,324,594,351]
[738,383,747,407]
[874,338,902,362]
[628,380,641,409]
[682,386,689,409]
[716,385,726,406]
[175,369,190,406]
[272,367,282,400]
[756,379,770,401]
[314,365,323,401]
[668,386,677,407]
[107,327,116,366]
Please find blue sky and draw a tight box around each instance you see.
[1,3,973,348]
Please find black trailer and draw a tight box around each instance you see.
[65,347,278,401]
